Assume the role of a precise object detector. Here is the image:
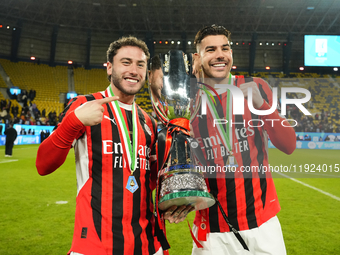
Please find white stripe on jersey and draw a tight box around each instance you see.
[74,133,90,196]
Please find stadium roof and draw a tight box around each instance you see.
[1,0,340,38]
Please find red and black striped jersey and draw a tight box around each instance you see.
[55,86,160,255]
[191,76,295,233]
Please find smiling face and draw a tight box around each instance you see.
[196,35,233,82]
[107,45,147,97]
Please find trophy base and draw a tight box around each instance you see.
[158,190,215,211]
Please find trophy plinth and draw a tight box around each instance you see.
[156,130,214,211]
[158,169,215,210]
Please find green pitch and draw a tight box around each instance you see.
[0,145,339,254]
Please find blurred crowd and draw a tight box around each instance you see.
[0,98,59,127]
[284,91,340,133]
[1,90,340,134]
[288,105,340,133]
[7,88,36,107]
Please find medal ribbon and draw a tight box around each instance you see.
[190,81,223,122]
[190,90,202,122]
[152,97,169,124]
[205,74,233,153]
[108,86,138,174]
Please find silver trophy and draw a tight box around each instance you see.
[150,50,215,211]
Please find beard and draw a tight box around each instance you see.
[201,60,232,83]
[150,81,161,99]
[111,69,145,96]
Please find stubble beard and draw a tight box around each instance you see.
[111,70,144,96]
[201,62,232,84]
[150,80,161,99]
[201,65,228,83]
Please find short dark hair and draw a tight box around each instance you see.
[106,36,150,82]
[150,55,162,72]
[194,24,231,49]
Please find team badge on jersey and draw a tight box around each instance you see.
[126,175,139,193]
[190,141,198,148]
[144,123,152,136]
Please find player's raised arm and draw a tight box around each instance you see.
[238,78,296,155]
[239,81,265,109]
[36,96,118,176]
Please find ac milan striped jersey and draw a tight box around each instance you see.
[56,86,160,255]
[191,76,295,233]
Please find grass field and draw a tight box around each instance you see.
[0,145,339,254]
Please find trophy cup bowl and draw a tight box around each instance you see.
[150,50,215,211]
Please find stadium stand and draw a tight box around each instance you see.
[135,81,153,114]
[218,71,339,132]
[0,90,5,101]
[0,59,67,117]
[0,75,7,88]
[0,59,338,132]
[269,74,340,132]
[73,67,108,95]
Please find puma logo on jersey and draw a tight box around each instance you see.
[104,115,116,125]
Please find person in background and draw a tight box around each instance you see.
[149,55,164,101]
[4,123,17,157]
[0,106,8,123]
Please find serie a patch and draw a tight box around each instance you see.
[81,227,87,238]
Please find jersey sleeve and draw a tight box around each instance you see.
[256,78,296,155]
[36,97,86,176]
